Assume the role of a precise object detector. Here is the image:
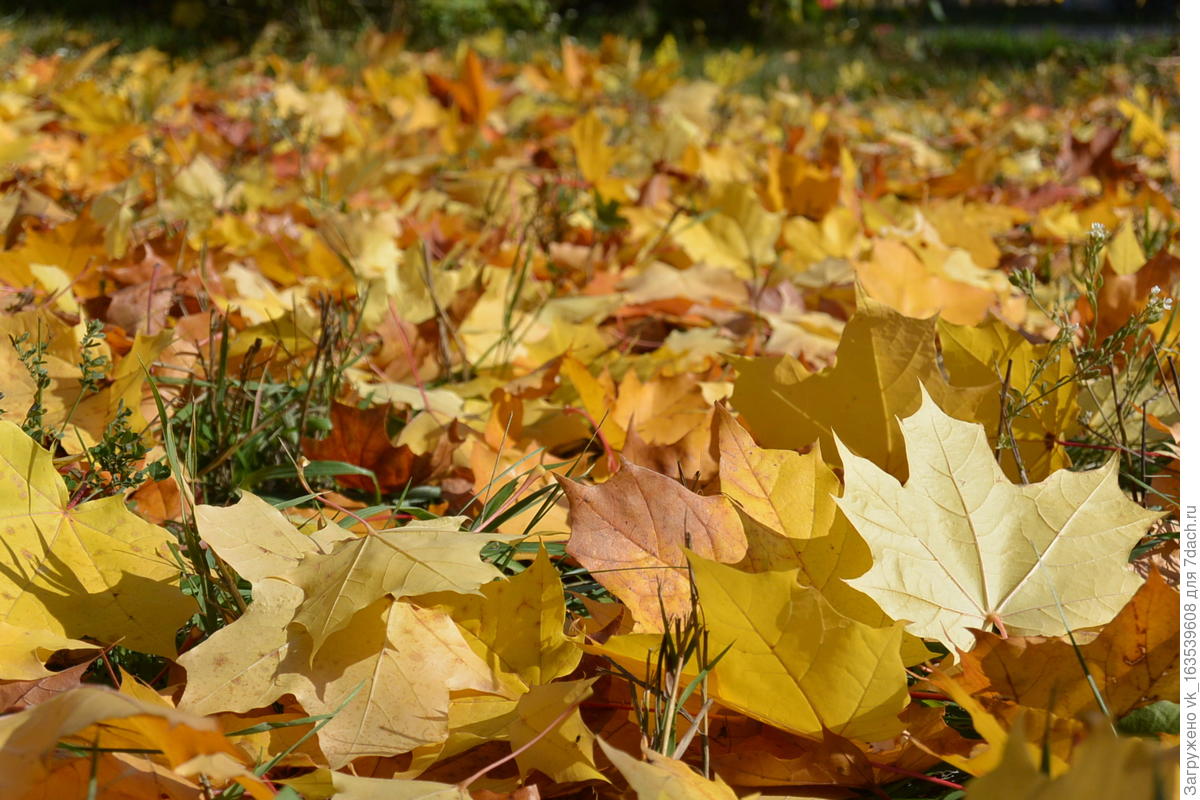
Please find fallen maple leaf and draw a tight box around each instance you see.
[181,495,505,767]
[286,770,470,798]
[177,577,308,717]
[0,657,92,712]
[964,723,1173,799]
[558,458,747,630]
[959,569,1179,721]
[709,704,969,789]
[690,554,907,742]
[1074,246,1178,344]
[0,686,267,797]
[428,548,581,697]
[716,405,838,544]
[838,389,1159,653]
[715,409,931,665]
[939,316,1079,481]
[15,750,202,800]
[0,421,195,659]
[426,49,500,126]
[508,678,605,784]
[856,238,997,326]
[731,295,995,478]
[915,667,1068,778]
[286,516,508,657]
[0,622,97,681]
[291,596,502,768]
[598,737,740,800]
[302,401,429,493]
[673,182,783,279]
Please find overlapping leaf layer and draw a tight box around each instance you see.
[0,31,1178,800]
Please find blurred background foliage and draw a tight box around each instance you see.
[0,0,1178,56]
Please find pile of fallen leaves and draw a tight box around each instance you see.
[0,29,1180,799]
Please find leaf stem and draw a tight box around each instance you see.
[867,761,964,791]
[458,700,582,789]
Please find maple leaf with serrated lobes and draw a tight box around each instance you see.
[837,388,1160,654]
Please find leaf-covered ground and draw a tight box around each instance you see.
[0,29,1180,799]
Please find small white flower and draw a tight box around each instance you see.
[1150,285,1161,296]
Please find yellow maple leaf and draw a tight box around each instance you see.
[290,596,501,768]
[569,110,626,203]
[673,182,782,279]
[598,737,744,799]
[939,316,1079,482]
[689,554,907,742]
[285,516,509,658]
[715,408,932,666]
[508,678,605,783]
[428,547,581,697]
[964,722,1173,797]
[838,389,1159,654]
[178,495,504,768]
[0,421,194,658]
[1102,222,1146,275]
[856,238,1000,326]
[731,295,995,478]
[286,771,470,799]
[0,622,97,681]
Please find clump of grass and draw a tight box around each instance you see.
[601,572,729,775]
[8,318,170,503]
[1004,219,1179,516]
[154,296,361,507]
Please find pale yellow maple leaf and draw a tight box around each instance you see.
[285,516,508,658]
[90,178,140,258]
[284,771,469,799]
[180,496,328,715]
[177,577,308,716]
[160,155,228,239]
[66,329,173,453]
[179,495,504,768]
[838,389,1159,654]
[290,596,501,769]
